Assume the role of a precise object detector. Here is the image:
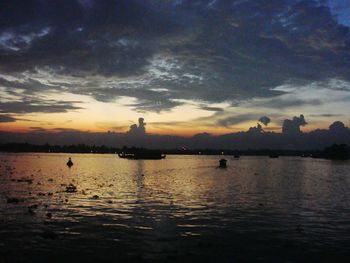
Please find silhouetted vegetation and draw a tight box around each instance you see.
[322,144,350,160]
[0,143,119,154]
[0,143,348,160]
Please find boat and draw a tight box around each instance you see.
[118,149,166,160]
[219,158,227,168]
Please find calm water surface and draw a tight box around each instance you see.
[0,154,349,262]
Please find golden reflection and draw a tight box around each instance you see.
[1,154,348,223]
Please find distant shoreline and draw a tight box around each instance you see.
[1,143,349,160]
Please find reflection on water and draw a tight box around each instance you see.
[0,154,349,261]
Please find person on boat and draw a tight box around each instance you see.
[67,157,73,167]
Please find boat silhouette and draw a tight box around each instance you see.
[118,149,166,160]
[219,158,227,168]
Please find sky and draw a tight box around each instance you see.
[0,0,350,137]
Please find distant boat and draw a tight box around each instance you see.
[233,154,240,159]
[118,150,166,160]
[219,158,227,168]
[269,154,279,158]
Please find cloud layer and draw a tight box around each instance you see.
[0,0,349,127]
[1,117,349,150]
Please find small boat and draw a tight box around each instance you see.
[219,158,227,168]
[233,154,240,159]
[269,154,279,158]
[118,150,166,160]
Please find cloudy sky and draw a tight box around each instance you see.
[0,0,349,136]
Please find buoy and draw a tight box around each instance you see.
[66,157,73,167]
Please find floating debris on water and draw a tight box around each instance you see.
[65,184,77,193]
[16,178,33,184]
[7,197,24,204]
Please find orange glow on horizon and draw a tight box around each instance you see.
[0,120,338,137]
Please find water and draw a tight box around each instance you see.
[0,154,349,262]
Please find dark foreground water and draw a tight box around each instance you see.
[0,154,349,262]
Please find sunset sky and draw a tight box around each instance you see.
[1,0,350,136]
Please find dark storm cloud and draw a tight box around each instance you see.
[282,114,308,135]
[247,123,264,134]
[52,127,83,132]
[127,117,146,136]
[0,77,61,95]
[217,113,260,127]
[0,0,184,74]
[259,116,271,126]
[0,0,349,112]
[199,106,224,112]
[29,127,82,133]
[127,99,182,112]
[0,99,83,114]
[29,127,47,132]
[87,86,183,112]
[310,113,343,117]
[0,115,16,123]
[255,98,323,109]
